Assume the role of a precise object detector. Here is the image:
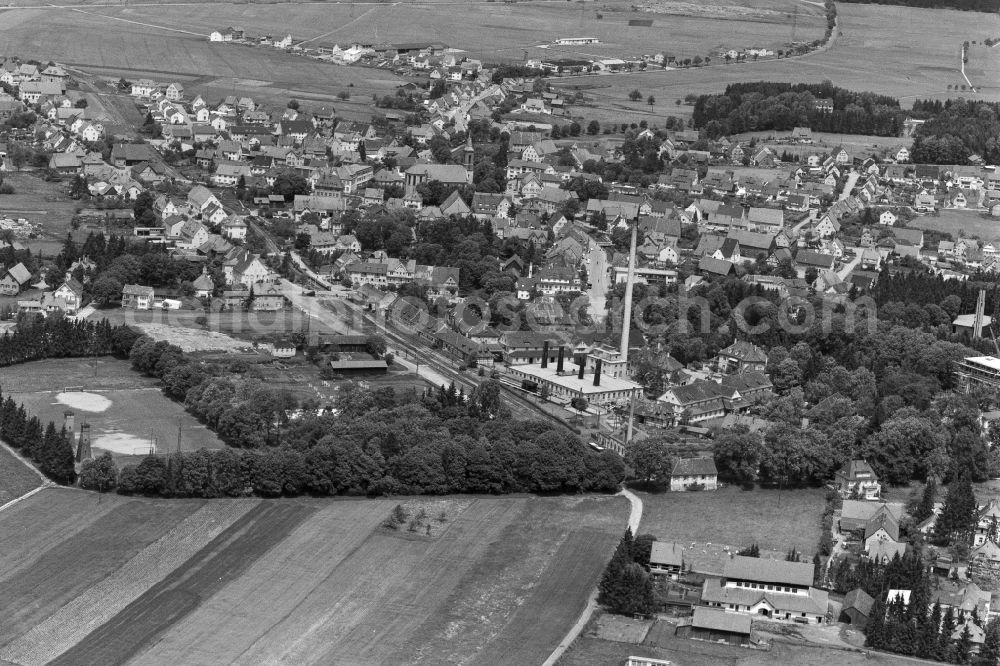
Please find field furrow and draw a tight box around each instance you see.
[125,499,390,666]
[235,498,528,665]
[47,501,313,666]
[0,499,258,666]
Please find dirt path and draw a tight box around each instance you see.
[542,489,642,666]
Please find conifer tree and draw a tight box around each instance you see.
[916,477,937,523]
[866,597,887,649]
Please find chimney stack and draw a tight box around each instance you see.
[63,411,74,435]
[578,355,585,380]
[557,346,564,373]
[593,359,602,386]
[541,340,549,369]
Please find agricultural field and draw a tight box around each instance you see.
[0,489,628,665]
[1,358,224,459]
[0,6,403,108]
[636,486,826,567]
[0,443,42,503]
[554,3,1000,117]
[907,209,1000,241]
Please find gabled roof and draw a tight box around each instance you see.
[4,262,31,285]
[671,457,717,477]
[692,606,751,634]
[724,555,814,587]
[718,340,767,363]
[843,588,874,617]
[650,541,684,567]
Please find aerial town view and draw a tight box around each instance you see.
[0,0,999,663]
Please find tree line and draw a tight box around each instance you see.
[120,335,625,498]
[692,81,903,138]
[839,0,999,10]
[0,392,76,485]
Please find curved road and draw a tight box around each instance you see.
[542,488,643,666]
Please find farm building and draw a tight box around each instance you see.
[649,541,684,579]
[701,556,828,623]
[682,606,753,646]
[839,588,874,629]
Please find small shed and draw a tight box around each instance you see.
[839,588,874,629]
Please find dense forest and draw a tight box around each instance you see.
[909,99,1000,164]
[692,81,903,138]
[839,0,1000,11]
[120,335,625,498]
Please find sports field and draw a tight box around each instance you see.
[1,358,224,459]
[0,488,627,665]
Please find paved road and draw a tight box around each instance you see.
[836,247,863,280]
[839,171,860,201]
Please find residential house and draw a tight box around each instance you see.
[716,341,768,374]
[53,278,84,314]
[121,284,154,309]
[0,263,31,296]
[834,460,881,500]
[670,458,718,491]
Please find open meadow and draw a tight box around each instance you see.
[907,209,1000,242]
[0,488,627,665]
[636,485,826,568]
[1,358,224,459]
[0,174,80,256]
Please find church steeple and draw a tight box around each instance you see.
[462,133,475,169]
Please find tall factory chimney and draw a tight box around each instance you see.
[577,355,585,380]
[593,359,602,386]
[541,340,549,368]
[974,288,986,339]
[557,346,565,373]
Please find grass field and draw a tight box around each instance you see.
[0,443,42,504]
[0,488,627,665]
[908,209,1000,242]
[0,174,81,255]
[637,486,826,564]
[2,358,224,459]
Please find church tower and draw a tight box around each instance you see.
[462,133,475,169]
